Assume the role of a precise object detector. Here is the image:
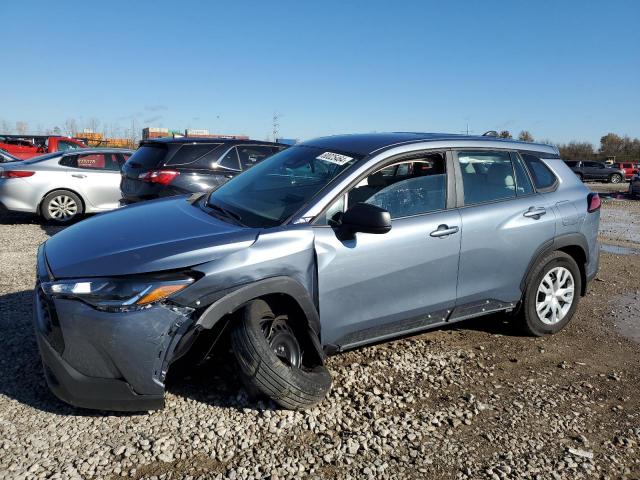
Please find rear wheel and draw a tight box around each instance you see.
[41,190,83,223]
[231,299,332,410]
[519,251,582,336]
[609,173,622,184]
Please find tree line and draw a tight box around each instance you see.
[492,130,639,162]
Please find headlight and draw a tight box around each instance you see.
[41,274,194,312]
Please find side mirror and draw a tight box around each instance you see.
[338,203,391,239]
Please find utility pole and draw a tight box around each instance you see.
[272,113,280,143]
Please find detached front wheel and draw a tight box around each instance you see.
[231,299,332,410]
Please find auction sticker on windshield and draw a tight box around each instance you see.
[316,152,353,165]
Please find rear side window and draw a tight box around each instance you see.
[127,145,167,169]
[57,140,82,152]
[521,154,558,191]
[167,144,220,166]
[218,147,241,170]
[237,145,276,170]
[458,151,516,205]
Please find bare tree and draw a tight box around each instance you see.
[518,130,534,142]
[64,118,78,136]
[1,119,13,133]
[86,117,100,134]
[15,121,29,135]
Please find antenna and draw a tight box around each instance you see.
[272,113,281,142]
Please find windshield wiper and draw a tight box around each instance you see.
[209,202,245,226]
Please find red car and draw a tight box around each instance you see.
[0,135,86,160]
[613,162,640,180]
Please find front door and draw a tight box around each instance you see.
[313,153,461,348]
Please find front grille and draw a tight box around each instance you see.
[35,283,65,354]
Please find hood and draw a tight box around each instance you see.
[45,197,259,278]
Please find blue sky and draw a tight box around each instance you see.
[1,0,638,145]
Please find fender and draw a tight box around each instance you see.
[520,232,589,296]
[195,276,321,336]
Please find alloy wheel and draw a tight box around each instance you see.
[47,195,78,221]
[535,266,575,325]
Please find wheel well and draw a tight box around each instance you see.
[255,293,324,366]
[38,188,86,215]
[556,245,587,296]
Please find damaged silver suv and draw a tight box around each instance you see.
[33,133,601,411]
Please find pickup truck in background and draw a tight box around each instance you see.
[0,135,86,159]
[613,162,640,180]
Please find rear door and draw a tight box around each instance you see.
[165,143,224,193]
[63,152,123,210]
[453,150,557,316]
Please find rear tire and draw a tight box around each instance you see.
[231,299,332,410]
[41,190,83,223]
[519,251,582,336]
[609,173,622,184]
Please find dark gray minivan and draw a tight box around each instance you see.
[34,133,600,411]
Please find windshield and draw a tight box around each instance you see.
[207,145,361,227]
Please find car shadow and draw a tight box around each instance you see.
[0,211,68,237]
[0,287,524,415]
[0,288,275,415]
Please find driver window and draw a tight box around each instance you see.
[317,153,447,224]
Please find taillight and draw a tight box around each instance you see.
[587,193,601,213]
[138,170,179,185]
[0,171,35,179]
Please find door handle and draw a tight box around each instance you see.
[71,174,87,179]
[523,207,546,219]
[430,224,459,238]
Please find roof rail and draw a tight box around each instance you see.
[482,130,499,137]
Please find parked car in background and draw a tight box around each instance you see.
[629,173,640,198]
[564,160,625,183]
[0,148,133,222]
[33,133,600,411]
[0,148,21,163]
[613,162,639,180]
[0,135,87,160]
[120,138,287,205]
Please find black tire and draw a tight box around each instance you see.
[519,251,582,336]
[41,190,83,223]
[231,299,332,410]
[609,173,622,184]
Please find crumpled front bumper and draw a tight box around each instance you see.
[33,246,194,411]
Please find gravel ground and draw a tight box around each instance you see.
[1,185,639,480]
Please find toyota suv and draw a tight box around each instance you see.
[33,133,600,411]
[120,138,287,204]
